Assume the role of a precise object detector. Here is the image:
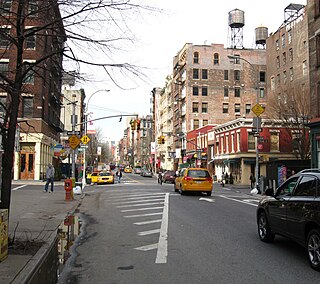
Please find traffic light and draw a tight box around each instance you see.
[130,119,136,130]
[157,137,161,144]
[136,119,141,131]
[161,136,165,144]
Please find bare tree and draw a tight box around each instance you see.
[267,83,311,160]
[0,0,160,213]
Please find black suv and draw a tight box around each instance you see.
[256,171,320,271]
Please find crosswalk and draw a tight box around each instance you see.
[107,192,169,264]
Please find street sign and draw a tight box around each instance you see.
[68,135,81,149]
[67,131,80,135]
[251,103,265,117]
[81,135,90,145]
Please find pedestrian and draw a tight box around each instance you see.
[44,163,55,193]
[250,173,255,189]
[221,172,225,187]
[158,170,163,184]
[116,168,122,183]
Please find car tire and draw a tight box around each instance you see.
[206,191,212,196]
[180,185,185,195]
[174,184,179,192]
[258,211,275,242]
[307,228,320,271]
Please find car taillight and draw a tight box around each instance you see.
[206,177,213,182]
[184,176,193,181]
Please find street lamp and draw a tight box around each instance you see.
[82,89,110,188]
[228,55,260,192]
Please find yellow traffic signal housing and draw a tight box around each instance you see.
[161,136,165,144]
[157,137,161,144]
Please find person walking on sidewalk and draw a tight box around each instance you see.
[116,168,122,183]
[44,163,55,193]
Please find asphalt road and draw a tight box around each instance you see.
[56,173,319,284]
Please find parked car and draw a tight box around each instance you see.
[140,169,153,177]
[162,170,176,184]
[174,168,213,196]
[97,171,114,184]
[256,171,320,271]
[134,167,142,174]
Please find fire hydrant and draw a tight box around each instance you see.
[64,179,74,201]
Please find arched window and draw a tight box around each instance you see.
[193,52,199,64]
[214,53,219,65]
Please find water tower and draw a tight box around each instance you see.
[255,26,268,49]
[228,9,245,49]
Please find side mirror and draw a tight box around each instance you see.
[264,188,274,196]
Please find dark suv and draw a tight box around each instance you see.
[162,170,176,184]
[257,171,320,271]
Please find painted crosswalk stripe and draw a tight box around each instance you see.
[117,202,164,208]
[138,229,161,236]
[121,206,164,212]
[124,212,163,218]
[134,219,162,225]
[134,243,158,251]
[156,193,169,264]
[113,198,165,205]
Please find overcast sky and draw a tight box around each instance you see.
[80,0,307,142]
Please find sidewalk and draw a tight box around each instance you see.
[0,180,84,284]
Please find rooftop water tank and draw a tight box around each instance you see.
[228,9,245,28]
[255,26,268,44]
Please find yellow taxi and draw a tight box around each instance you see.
[124,166,133,173]
[174,168,213,196]
[90,171,100,184]
[97,171,114,184]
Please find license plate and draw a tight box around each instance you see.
[195,181,202,184]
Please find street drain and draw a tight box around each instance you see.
[117,265,134,270]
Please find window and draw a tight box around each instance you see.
[276,56,280,68]
[316,0,320,18]
[293,176,316,197]
[0,61,9,81]
[224,70,228,80]
[259,88,265,98]
[192,86,199,96]
[237,132,240,152]
[234,87,240,97]
[271,76,275,91]
[28,0,38,15]
[283,71,287,82]
[192,102,199,113]
[234,55,240,64]
[270,132,279,151]
[202,69,208,80]
[289,48,293,61]
[22,97,33,118]
[248,133,255,150]
[193,69,199,79]
[223,103,228,113]
[277,177,299,196]
[0,96,6,113]
[23,62,35,84]
[276,39,279,50]
[0,28,10,48]
[234,70,240,81]
[25,27,36,49]
[260,71,265,82]
[224,86,229,97]
[193,52,199,64]
[202,86,208,96]
[317,34,320,66]
[203,119,208,126]
[234,104,240,114]
[0,0,11,15]
[303,60,307,76]
[289,67,293,81]
[277,74,280,85]
[213,53,219,65]
[288,29,292,44]
[202,102,208,113]
[245,104,251,114]
[282,52,286,65]
[282,34,286,47]
[193,119,199,130]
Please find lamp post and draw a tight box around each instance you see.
[228,55,260,192]
[82,89,110,188]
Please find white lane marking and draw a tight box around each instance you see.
[121,206,164,212]
[242,199,260,203]
[12,185,27,191]
[124,212,163,218]
[134,219,162,225]
[219,195,258,207]
[156,193,169,264]
[138,229,161,236]
[108,193,166,199]
[199,198,215,203]
[113,198,165,205]
[134,243,158,251]
[117,202,164,208]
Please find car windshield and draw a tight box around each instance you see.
[165,171,175,176]
[187,170,210,178]
[99,172,112,176]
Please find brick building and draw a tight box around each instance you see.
[0,1,66,180]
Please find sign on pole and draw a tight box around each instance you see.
[251,103,265,117]
[68,135,81,149]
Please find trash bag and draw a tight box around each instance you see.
[250,188,258,194]
[73,186,82,195]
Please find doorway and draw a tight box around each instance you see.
[20,151,35,180]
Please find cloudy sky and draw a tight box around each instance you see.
[79,0,307,142]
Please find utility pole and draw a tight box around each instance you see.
[71,96,77,179]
